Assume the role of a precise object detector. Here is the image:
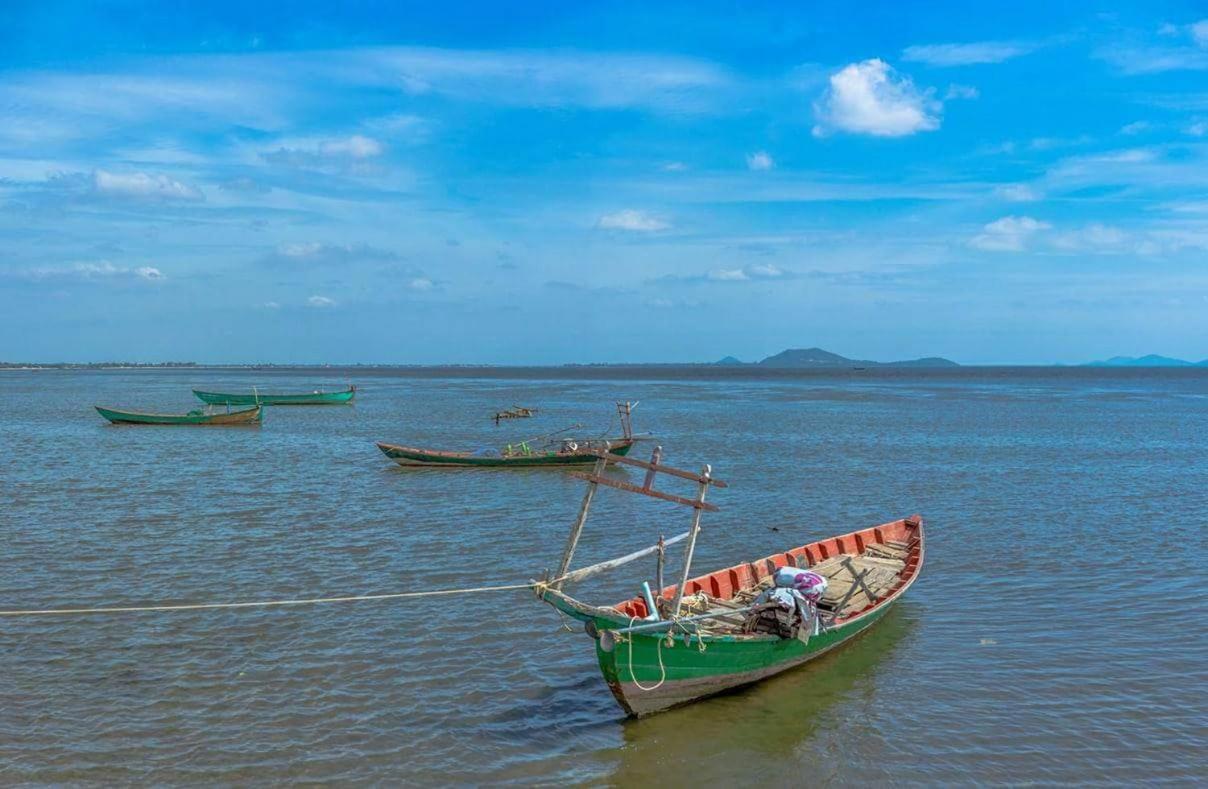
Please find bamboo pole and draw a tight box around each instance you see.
[553,456,608,589]
[668,465,711,617]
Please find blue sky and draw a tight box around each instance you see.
[2,1,1207,364]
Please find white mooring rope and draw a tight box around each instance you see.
[0,582,540,617]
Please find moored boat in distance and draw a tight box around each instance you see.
[378,401,640,468]
[192,385,355,406]
[95,405,264,426]
[536,447,924,716]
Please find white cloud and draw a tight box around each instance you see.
[1051,223,1148,255]
[365,47,730,113]
[263,301,281,309]
[93,170,203,201]
[280,242,324,258]
[945,84,979,100]
[11,260,167,283]
[408,277,433,290]
[704,264,786,282]
[902,41,1035,66]
[1188,120,1207,137]
[1120,121,1152,135]
[747,263,784,278]
[318,135,383,159]
[996,184,1041,202]
[812,59,940,138]
[597,209,669,232]
[263,135,386,170]
[307,295,336,307]
[661,161,688,172]
[971,216,1051,252]
[746,151,774,170]
[1194,20,1208,47]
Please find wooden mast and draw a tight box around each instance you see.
[668,465,711,617]
[553,455,608,589]
[557,446,726,600]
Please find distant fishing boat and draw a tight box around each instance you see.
[378,402,639,468]
[536,447,924,716]
[192,385,355,406]
[95,405,263,426]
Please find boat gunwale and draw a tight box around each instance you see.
[541,515,924,640]
[95,404,263,420]
[192,386,355,402]
[377,438,636,462]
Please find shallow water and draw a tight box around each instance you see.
[1,367,1206,785]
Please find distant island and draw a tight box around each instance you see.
[1083,355,1208,368]
[715,347,960,368]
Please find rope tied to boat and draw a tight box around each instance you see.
[0,581,546,618]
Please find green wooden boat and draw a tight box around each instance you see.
[377,437,634,467]
[95,404,263,425]
[192,385,355,406]
[378,401,639,468]
[535,448,925,717]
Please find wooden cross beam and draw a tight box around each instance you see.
[566,471,720,511]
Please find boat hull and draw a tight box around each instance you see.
[95,405,263,425]
[376,440,635,467]
[597,597,896,716]
[192,387,355,405]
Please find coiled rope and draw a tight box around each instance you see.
[0,581,542,618]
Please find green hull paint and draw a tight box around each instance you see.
[377,440,634,467]
[538,545,919,717]
[193,387,355,405]
[596,602,895,715]
[95,405,263,425]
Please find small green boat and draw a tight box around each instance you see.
[377,437,635,467]
[378,401,641,468]
[95,405,264,426]
[535,448,924,717]
[192,385,355,406]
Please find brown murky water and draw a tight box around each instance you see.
[2,367,1206,784]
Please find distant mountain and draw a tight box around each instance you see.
[1084,355,1207,367]
[717,347,959,368]
[715,355,745,366]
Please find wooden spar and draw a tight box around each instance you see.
[558,531,689,585]
[618,401,636,440]
[566,472,720,511]
[610,603,756,636]
[668,466,711,618]
[582,448,728,488]
[840,556,880,604]
[642,445,662,490]
[554,456,608,589]
[655,535,665,603]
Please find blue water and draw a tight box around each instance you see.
[1,367,1206,784]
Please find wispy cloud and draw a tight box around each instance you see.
[902,40,1036,66]
[93,170,203,202]
[995,184,1042,202]
[812,59,940,138]
[597,209,670,232]
[263,242,400,266]
[945,84,979,100]
[306,295,336,307]
[262,134,386,173]
[7,260,167,283]
[362,47,732,113]
[746,151,774,171]
[1098,22,1208,74]
[970,216,1050,252]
